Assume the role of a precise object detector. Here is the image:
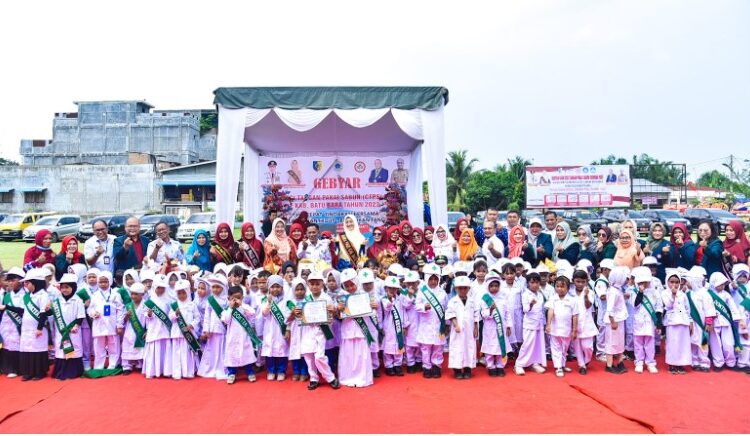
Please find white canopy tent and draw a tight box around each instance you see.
[213,87,449,229]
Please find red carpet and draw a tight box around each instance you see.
[0,360,747,433]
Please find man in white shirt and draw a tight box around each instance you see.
[146,221,185,267]
[84,219,117,274]
[481,220,504,265]
[296,223,331,264]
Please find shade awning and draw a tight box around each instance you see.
[214,86,449,110]
[157,180,215,187]
[0,188,14,193]
[17,187,46,193]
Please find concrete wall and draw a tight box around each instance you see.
[0,164,160,216]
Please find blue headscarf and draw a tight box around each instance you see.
[187,229,212,271]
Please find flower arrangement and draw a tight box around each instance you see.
[379,183,408,226]
[262,184,294,222]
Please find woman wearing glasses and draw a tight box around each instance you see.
[595,227,617,264]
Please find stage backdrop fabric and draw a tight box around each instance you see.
[213,87,448,230]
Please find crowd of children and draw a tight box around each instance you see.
[1,255,749,387]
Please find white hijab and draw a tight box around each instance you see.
[341,214,366,248]
[431,224,456,255]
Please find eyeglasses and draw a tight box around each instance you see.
[620,236,631,240]
[577,232,587,236]
[94,228,107,232]
[373,232,382,236]
[436,230,446,234]
[598,233,607,237]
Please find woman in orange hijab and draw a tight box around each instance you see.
[457,228,479,261]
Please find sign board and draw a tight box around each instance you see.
[525,165,632,208]
[642,195,658,205]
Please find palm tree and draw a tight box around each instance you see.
[507,156,533,181]
[446,150,478,211]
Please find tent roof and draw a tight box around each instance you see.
[213,86,448,110]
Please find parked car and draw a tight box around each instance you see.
[0,212,56,241]
[683,208,746,234]
[521,210,544,226]
[76,214,130,241]
[599,209,653,235]
[642,209,692,234]
[139,214,181,240]
[447,211,466,233]
[0,214,7,223]
[22,215,81,243]
[176,213,218,242]
[559,209,607,233]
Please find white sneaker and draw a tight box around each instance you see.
[563,367,572,373]
[227,374,236,384]
[478,356,487,367]
[634,363,644,373]
[267,373,276,381]
[647,365,658,374]
[514,366,525,376]
[531,364,546,374]
[7,373,18,378]
[248,374,257,383]
[277,373,286,381]
[596,354,607,362]
[556,368,564,377]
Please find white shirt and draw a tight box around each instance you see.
[481,236,505,265]
[146,238,185,265]
[296,238,332,264]
[546,293,579,337]
[84,234,116,273]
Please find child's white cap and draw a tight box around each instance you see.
[423,263,441,279]
[86,267,100,277]
[576,259,593,270]
[129,283,146,294]
[600,259,615,271]
[340,268,358,284]
[358,268,375,284]
[665,268,680,282]
[522,261,532,271]
[535,263,550,274]
[555,259,572,272]
[732,263,749,279]
[307,270,324,282]
[387,263,403,277]
[642,256,659,266]
[140,270,155,282]
[709,272,729,288]
[440,264,453,277]
[688,266,707,278]
[404,271,420,283]
[5,267,25,279]
[559,269,573,281]
[58,273,78,285]
[383,276,401,289]
[208,275,229,288]
[510,257,524,266]
[174,279,191,292]
[454,276,472,288]
[634,270,652,284]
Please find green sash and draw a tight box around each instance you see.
[231,308,262,347]
[207,295,225,319]
[640,293,658,326]
[2,292,22,333]
[354,316,374,345]
[145,299,172,330]
[52,299,77,357]
[482,293,507,357]
[265,297,287,335]
[304,295,334,340]
[736,284,750,312]
[170,302,201,353]
[708,289,742,352]
[22,292,41,322]
[420,285,446,337]
[118,288,145,348]
[387,297,405,353]
[76,288,91,303]
[686,291,709,348]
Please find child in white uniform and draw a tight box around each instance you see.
[169,280,201,380]
[545,276,579,377]
[446,276,479,379]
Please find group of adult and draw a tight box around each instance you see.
[19,209,750,284]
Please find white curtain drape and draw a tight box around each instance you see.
[216,106,247,225]
[217,105,447,230]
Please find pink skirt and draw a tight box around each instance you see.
[142,339,172,378]
[666,325,692,366]
[197,334,227,380]
[171,338,199,379]
[605,321,625,355]
[338,338,373,388]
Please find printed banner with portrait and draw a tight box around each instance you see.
[259,155,410,232]
[525,165,632,208]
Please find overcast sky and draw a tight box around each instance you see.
[1,1,748,180]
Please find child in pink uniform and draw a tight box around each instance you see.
[605,267,630,374]
[261,275,291,381]
[336,268,375,388]
[415,263,448,379]
[222,285,259,384]
[197,275,228,380]
[661,270,692,374]
[570,270,597,375]
[480,274,513,377]
[301,271,340,390]
[402,271,422,373]
[142,278,173,378]
[169,280,201,380]
[514,272,546,376]
[380,276,407,376]
[287,278,309,382]
[545,276,579,377]
[632,268,663,374]
[120,283,146,375]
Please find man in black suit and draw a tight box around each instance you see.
[112,216,151,274]
[368,159,389,183]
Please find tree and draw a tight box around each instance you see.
[199,113,218,134]
[445,150,478,211]
[591,155,628,165]
[592,153,684,187]
[0,157,19,166]
[464,170,516,213]
[506,156,532,181]
[696,169,750,196]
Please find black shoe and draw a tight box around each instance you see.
[415,362,423,371]
[655,345,661,355]
[32,376,43,381]
[434,367,442,378]
[497,368,506,377]
[423,368,432,378]
[453,369,462,379]
[616,361,627,373]
[372,368,381,378]
[677,366,687,374]
[385,367,395,376]
[330,378,341,389]
[406,365,416,374]
[579,366,587,375]
[307,381,319,390]
[394,366,404,377]
[122,369,132,376]
[546,353,552,361]
[21,375,32,381]
[668,366,676,374]
[713,366,723,372]
[488,368,496,377]
[463,368,471,379]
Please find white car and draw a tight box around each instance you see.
[23,215,82,243]
[176,213,218,242]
